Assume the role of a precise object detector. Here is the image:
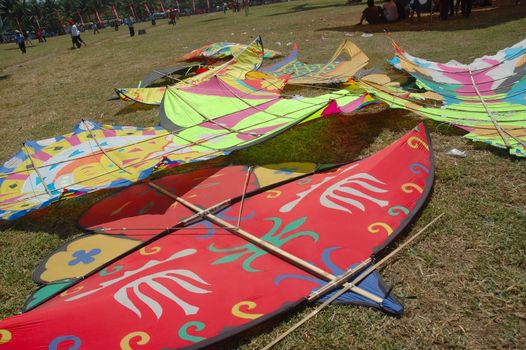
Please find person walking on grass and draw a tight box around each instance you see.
[70,19,86,49]
[126,16,135,37]
[15,30,26,54]
[169,8,176,25]
[22,29,32,46]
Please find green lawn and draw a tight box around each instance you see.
[0,0,525,349]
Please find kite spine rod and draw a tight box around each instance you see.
[81,119,132,174]
[153,70,179,82]
[263,212,446,350]
[236,166,253,228]
[147,181,383,304]
[22,142,53,197]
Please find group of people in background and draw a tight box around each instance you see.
[358,0,485,24]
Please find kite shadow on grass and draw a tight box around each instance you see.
[113,102,158,116]
[4,45,34,50]
[0,74,9,81]
[0,109,421,237]
[319,4,526,33]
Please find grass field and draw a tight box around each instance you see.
[0,0,525,348]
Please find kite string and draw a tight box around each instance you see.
[467,66,510,148]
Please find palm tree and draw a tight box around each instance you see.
[0,0,30,30]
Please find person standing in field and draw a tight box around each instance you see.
[22,29,32,46]
[126,16,135,37]
[383,0,399,21]
[92,22,100,34]
[460,0,472,16]
[15,30,26,54]
[169,8,176,25]
[242,0,249,15]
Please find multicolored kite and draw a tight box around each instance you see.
[0,121,175,221]
[0,123,435,349]
[370,36,526,157]
[182,41,282,62]
[117,36,272,105]
[249,40,370,85]
[159,75,375,131]
[0,86,373,221]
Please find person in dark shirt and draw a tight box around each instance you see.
[358,0,384,24]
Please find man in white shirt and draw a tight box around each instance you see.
[69,19,86,49]
[70,19,79,49]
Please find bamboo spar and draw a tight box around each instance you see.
[22,143,53,197]
[147,182,383,304]
[263,212,446,350]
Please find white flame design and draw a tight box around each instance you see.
[320,172,388,214]
[66,248,211,319]
[280,164,389,214]
[114,269,211,319]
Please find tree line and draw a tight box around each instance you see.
[0,0,227,33]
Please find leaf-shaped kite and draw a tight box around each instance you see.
[0,123,435,349]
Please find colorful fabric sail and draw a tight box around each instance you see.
[159,75,374,131]
[117,37,270,105]
[182,41,281,62]
[0,123,435,349]
[0,85,372,221]
[0,121,174,221]
[249,40,369,85]
[27,163,320,306]
[381,36,526,157]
